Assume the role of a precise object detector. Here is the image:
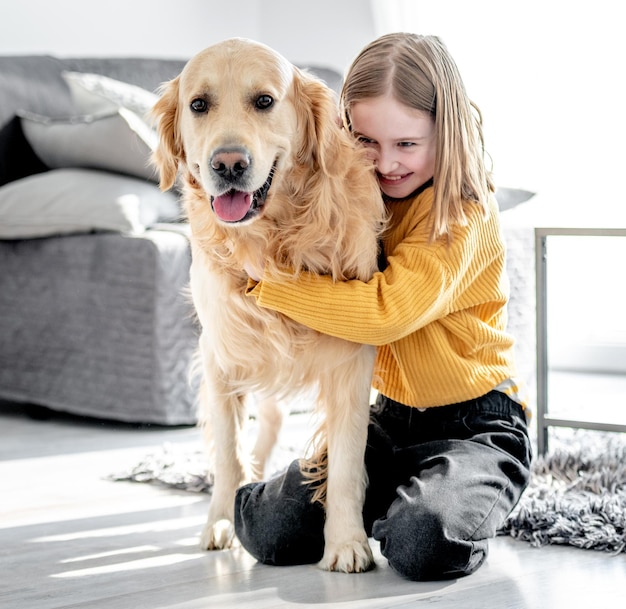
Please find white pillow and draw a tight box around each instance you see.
[62,71,159,119]
[19,108,158,182]
[0,168,180,239]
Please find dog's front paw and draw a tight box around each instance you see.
[318,537,374,573]
[200,518,237,551]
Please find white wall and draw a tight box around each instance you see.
[0,0,375,74]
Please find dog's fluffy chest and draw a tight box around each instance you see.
[190,249,338,390]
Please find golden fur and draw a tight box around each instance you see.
[151,38,385,573]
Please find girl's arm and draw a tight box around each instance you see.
[246,239,454,346]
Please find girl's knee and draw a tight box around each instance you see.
[374,515,488,580]
[371,492,488,580]
[234,460,325,566]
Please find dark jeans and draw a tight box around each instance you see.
[234,390,532,581]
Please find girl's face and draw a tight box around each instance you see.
[350,95,436,199]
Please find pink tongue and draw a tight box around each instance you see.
[212,191,252,222]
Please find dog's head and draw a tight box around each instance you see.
[151,38,344,227]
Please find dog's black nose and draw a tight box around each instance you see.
[211,147,251,181]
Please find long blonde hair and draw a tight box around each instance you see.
[340,32,494,240]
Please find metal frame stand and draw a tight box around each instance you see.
[535,226,626,454]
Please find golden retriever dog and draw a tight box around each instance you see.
[151,38,385,573]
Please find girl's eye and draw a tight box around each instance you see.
[255,95,274,110]
[357,136,376,145]
[398,141,416,148]
[190,98,208,113]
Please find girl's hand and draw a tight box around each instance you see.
[243,257,264,282]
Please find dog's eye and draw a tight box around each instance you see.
[190,98,208,113]
[255,95,274,110]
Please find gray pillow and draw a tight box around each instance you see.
[495,187,535,212]
[0,55,75,127]
[18,108,158,182]
[0,168,180,239]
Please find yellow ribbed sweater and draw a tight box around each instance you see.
[247,185,520,409]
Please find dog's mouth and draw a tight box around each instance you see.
[211,160,277,223]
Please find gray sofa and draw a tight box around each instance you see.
[0,56,197,424]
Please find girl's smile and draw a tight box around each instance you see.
[378,172,413,188]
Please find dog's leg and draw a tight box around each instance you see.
[199,357,251,551]
[251,397,285,481]
[317,344,376,573]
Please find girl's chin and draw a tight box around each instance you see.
[380,182,416,199]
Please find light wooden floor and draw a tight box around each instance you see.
[1,390,625,609]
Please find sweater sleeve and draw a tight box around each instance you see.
[246,238,455,346]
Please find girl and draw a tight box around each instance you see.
[235,32,532,581]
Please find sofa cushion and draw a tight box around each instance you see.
[62,71,159,118]
[0,168,180,239]
[19,108,157,182]
[0,56,76,127]
[61,57,187,93]
[0,116,49,187]
[0,55,187,129]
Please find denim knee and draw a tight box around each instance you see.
[372,487,488,581]
[234,460,326,566]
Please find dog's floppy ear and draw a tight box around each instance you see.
[150,76,185,191]
[292,69,345,176]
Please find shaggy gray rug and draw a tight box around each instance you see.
[109,430,626,554]
[500,430,626,554]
